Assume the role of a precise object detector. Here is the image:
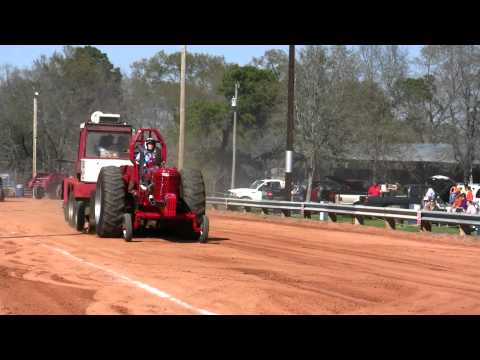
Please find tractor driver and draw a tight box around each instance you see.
[135,137,163,191]
[135,137,161,166]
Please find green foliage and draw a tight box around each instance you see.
[0,46,124,175]
[220,64,280,130]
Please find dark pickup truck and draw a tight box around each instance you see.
[354,175,455,208]
[261,182,289,200]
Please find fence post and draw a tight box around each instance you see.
[302,203,311,219]
[353,215,364,225]
[384,218,396,230]
[420,221,432,232]
[328,212,337,222]
[459,224,472,236]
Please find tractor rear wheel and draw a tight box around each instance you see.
[179,168,208,242]
[179,168,206,221]
[95,166,125,237]
[67,191,76,227]
[88,190,96,233]
[74,200,86,231]
[47,183,63,199]
[56,183,63,199]
[33,186,45,199]
[63,193,69,222]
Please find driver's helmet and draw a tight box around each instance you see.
[145,137,156,151]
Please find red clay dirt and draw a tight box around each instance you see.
[1,198,480,314]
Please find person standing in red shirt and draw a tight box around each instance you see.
[368,182,381,197]
[466,185,474,202]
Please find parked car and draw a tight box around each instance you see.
[334,178,368,204]
[310,179,342,202]
[261,181,289,200]
[228,179,285,201]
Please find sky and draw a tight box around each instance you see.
[0,45,423,75]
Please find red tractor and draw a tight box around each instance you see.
[28,172,66,199]
[63,111,209,243]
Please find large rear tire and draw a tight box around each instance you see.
[179,168,206,221]
[63,193,69,222]
[95,166,125,237]
[67,191,76,227]
[74,200,86,232]
[88,190,96,233]
[47,183,63,199]
[179,168,207,242]
[56,183,63,199]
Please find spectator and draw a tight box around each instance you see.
[449,185,458,204]
[453,193,466,212]
[368,182,381,197]
[466,200,478,215]
[466,185,474,203]
[423,187,436,208]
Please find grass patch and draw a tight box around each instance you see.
[211,205,469,236]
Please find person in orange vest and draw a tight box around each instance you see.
[453,193,467,212]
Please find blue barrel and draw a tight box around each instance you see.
[15,184,24,197]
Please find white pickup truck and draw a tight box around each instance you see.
[228,179,285,201]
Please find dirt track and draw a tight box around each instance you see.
[1,198,480,314]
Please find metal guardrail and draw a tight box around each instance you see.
[206,197,480,236]
[1,186,32,197]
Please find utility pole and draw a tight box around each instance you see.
[178,45,187,170]
[231,82,239,189]
[285,45,295,201]
[32,91,39,179]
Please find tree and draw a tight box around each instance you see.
[125,51,227,165]
[295,45,362,200]
[0,46,124,179]
[212,64,281,189]
[418,45,480,182]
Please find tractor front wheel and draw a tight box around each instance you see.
[198,214,209,243]
[122,213,133,242]
[95,166,125,237]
